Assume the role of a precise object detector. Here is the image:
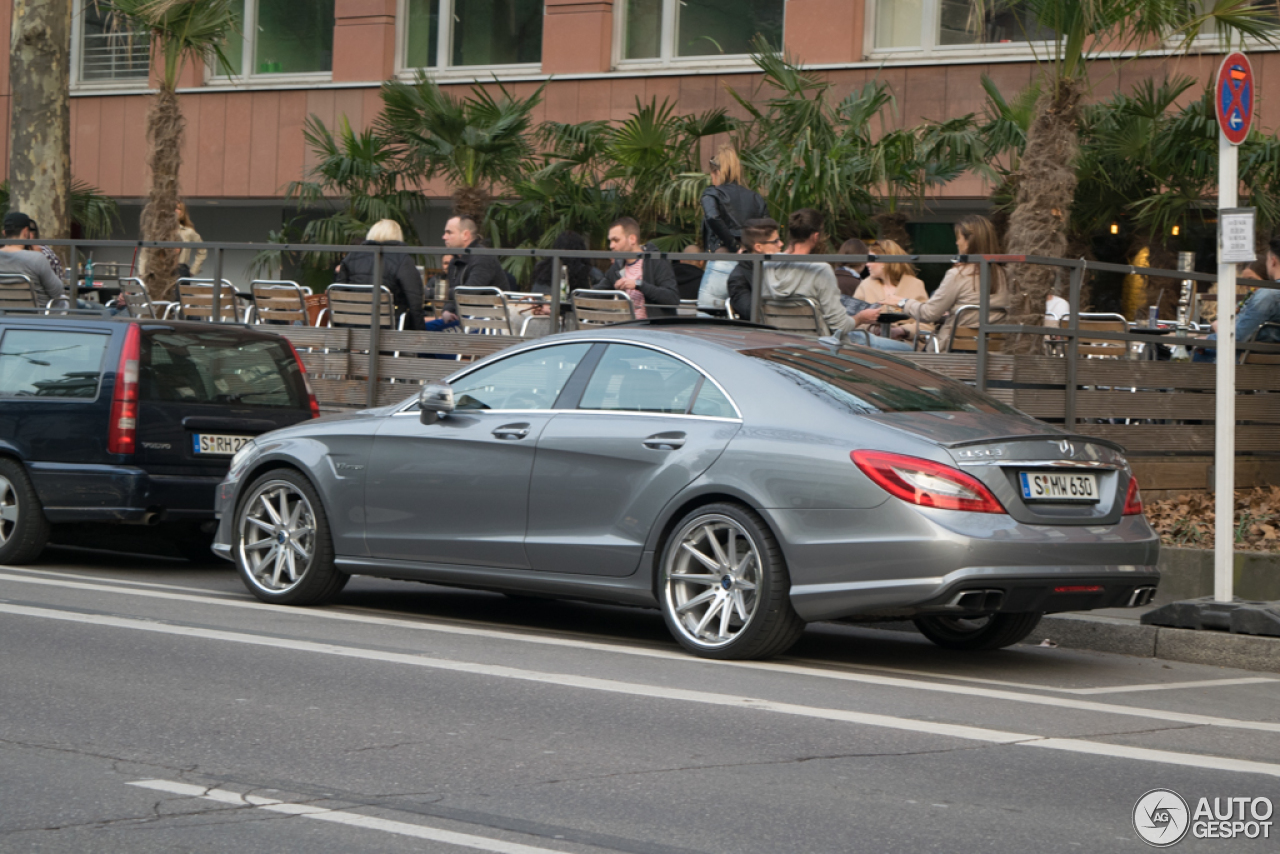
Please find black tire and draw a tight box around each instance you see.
[0,458,49,564]
[912,612,1043,651]
[659,502,805,660]
[233,469,347,605]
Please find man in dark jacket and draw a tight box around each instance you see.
[602,217,680,318]
[429,215,507,330]
[726,218,784,321]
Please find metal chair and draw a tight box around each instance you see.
[251,280,311,326]
[176,278,251,322]
[760,296,828,336]
[454,286,514,335]
[324,283,396,329]
[677,299,699,317]
[944,305,1005,353]
[118,277,176,319]
[1242,321,1280,365]
[572,289,635,327]
[1074,313,1129,359]
[0,274,38,311]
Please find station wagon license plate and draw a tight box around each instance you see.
[193,434,253,455]
[1019,471,1099,503]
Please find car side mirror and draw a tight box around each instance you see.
[419,383,455,424]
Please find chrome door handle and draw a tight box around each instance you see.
[492,424,530,440]
[643,432,686,450]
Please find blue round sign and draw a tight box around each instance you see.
[1216,52,1254,145]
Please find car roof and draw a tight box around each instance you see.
[559,318,820,353]
[0,314,286,340]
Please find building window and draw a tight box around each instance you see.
[622,0,784,62]
[76,2,151,84]
[404,0,543,70]
[220,0,334,77]
[872,0,1052,54]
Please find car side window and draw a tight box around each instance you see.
[578,344,702,414]
[0,330,109,399]
[451,343,592,411]
[690,382,736,418]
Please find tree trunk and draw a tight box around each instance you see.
[140,86,184,301]
[1004,77,1084,353]
[8,1,72,250]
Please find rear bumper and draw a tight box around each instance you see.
[760,505,1162,622]
[29,462,222,523]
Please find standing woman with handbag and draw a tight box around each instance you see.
[700,145,767,253]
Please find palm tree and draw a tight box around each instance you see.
[981,0,1278,349]
[378,74,543,223]
[286,115,424,278]
[108,0,237,299]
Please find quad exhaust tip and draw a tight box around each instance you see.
[1128,586,1157,608]
[946,589,1005,612]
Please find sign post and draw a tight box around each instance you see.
[1213,52,1255,603]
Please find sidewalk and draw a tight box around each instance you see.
[1033,604,1280,673]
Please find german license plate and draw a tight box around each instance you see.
[193,434,252,455]
[1019,471,1099,503]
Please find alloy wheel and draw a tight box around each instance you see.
[237,480,317,593]
[0,475,16,546]
[664,514,761,649]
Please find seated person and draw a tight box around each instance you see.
[1194,238,1280,363]
[854,239,931,341]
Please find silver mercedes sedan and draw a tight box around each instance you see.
[212,321,1159,660]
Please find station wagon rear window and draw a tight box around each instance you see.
[741,346,1019,415]
[0,330,109,398]
[140,330,305,408]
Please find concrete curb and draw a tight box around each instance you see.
[1035,613,1280,673]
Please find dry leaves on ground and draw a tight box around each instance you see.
[1145,486,1280,552]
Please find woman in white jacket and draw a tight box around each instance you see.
[889,215,1009,351]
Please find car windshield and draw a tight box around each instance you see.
[141,330,305,408]
[740,345,1020,415]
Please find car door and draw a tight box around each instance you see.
[362,342,594,567]
[526,343,741,577]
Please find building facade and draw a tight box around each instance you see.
[1,1,1277,276]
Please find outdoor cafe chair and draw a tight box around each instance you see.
[0,274,40,312]
[761,296,828,336]
[944,305,1005,353]
[1242,321,1280,365]
[454,286,515,335]
[677,299,699,317]
[176,278,252,323]
[118,277,176,319]
[1075,312,1130,359]
[323,283,397,329]
[571,289,635,327]
[251,280,312,326]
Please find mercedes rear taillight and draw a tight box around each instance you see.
[107,324,141,455]
[1122,476,1144,516]
[851,450,1005,514]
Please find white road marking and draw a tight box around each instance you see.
[799,659,1278,695]
[8,603,1280,779]
[128,779,570,854]
[1066,677,1278,695]
[2,571,1280,735]
[0,566,241,597]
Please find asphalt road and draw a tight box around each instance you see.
[3,546,1279,853]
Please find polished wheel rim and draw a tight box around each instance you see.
[664,515,760,648]
[238,481,316,593]
[0,475,16,546]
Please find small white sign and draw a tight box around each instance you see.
[1220,207,1257,263]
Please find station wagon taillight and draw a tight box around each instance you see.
[108,324,141,455]
[851,450,1005,514]
[1122,476,1144,516]
[286,339,320,419]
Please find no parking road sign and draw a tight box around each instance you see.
[1216,52,1254,145]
